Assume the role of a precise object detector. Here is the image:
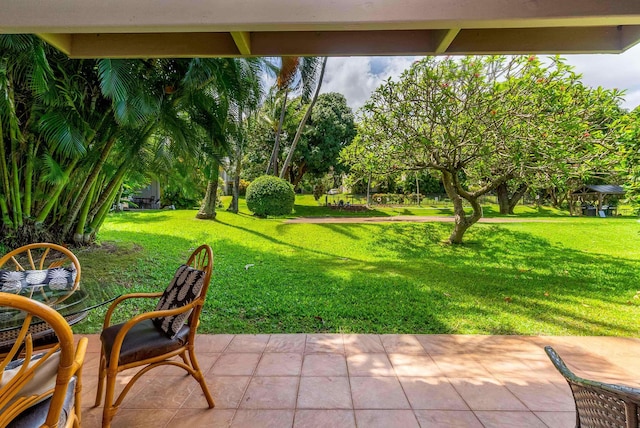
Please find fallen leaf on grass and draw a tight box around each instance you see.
[504,297,512,303]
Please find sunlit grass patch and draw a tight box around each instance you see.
[76,207,640,336]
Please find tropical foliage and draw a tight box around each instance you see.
[0,35,264,246]
[342,55,625,243]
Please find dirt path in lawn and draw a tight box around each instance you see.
[285,216,556,224]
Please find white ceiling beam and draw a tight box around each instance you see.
[6,0,640,57]
[3,0,640,34]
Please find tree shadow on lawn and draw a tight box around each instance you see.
[220,218,371,259]
[84,221,639,336]
[211,219,639,335]
[369,223,640,335]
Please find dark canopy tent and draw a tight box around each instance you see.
[570,185,625,216]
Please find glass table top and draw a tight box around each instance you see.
[0,284,118,333]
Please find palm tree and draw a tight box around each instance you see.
[266,56,322,176]
[279,57,328,180]
[181,58,263,219]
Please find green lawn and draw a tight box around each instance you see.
[75,197,640,336]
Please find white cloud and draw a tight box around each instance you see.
[563,44,640,111]
[319,56,417,111]
[315,45,640,113]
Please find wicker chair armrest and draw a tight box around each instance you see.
[73,337,88,375]
[102,292,164,329]
[545,346,640,402]
[107,300,203,368]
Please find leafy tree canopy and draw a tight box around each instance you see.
[342,55,624,243]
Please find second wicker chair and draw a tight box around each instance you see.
[94,245,215,428]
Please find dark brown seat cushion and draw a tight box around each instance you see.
[100,319,190,366]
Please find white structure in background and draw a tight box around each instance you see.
[131,181,161,209]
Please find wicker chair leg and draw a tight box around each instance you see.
[94,354,106,407]
[189,348,215,408]
[75,364,83,425]
[101,370,118,428]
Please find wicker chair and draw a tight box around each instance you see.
[94,244,215,428]
[0,243,83,353]
[545,346,640,428]
[0,292,88,428]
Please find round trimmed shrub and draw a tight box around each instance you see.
[246,175,295,217]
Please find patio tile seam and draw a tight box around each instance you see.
[230,339,270,426]
[164,406,191,428]
[345,347,356,416]
[471,409,555,428]
[379,371,414,414]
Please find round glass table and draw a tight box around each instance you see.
[0,285,118,353]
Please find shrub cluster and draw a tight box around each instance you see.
[246,175,295,217]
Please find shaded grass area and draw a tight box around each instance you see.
[75,203,640,336]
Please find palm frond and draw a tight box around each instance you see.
[298,57,321,101]
[39,111,87,158]
[0,35,36,51]
[97,59,138,104]
[27,43,53,98]
[40,153,67,185]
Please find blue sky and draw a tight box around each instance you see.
[320,44,640,113]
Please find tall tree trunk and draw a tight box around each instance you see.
[279,57,328,180]
[34,159,79,225]
[87,162,128,220]
[266,90,288,175]
[292,162,307,187]
[496,182,527,215]
[196,161,220,219]
[62,136,117,237]
[227,155,241,214]
[441,171,482,245]
[73,178,98,243]
[0,122,13,228]
[228,109,244,214]
[5,71,23,228]
[0,196,12,228]
[10,143,23,227]
[88,123,155,220]
[87,175,124,241]
[508,184,528,214]
[22,140,35,218]
[496,182,511,215]
[114,183,125,211]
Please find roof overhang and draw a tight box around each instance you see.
[2,0,640,58]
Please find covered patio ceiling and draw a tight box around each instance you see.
[2,0,640,58]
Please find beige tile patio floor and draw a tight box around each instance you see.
[78,334,640,428]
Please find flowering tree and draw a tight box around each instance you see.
[343,56,623,244]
